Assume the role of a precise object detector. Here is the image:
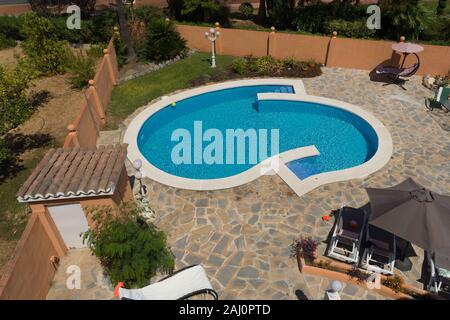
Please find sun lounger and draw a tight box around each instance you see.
[426,86,450,112]
[375,53,420,90]
[361,225,396,275]
[427,251,450,295]
[327,206,367,264]
[114,265,218,300]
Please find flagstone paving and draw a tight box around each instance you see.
[48,67,450,300]
[123,67,449,299]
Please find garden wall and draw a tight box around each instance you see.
[63,39,118,148]
[0,3,31,15]
[176,24,450,76]
[0,210,66,300]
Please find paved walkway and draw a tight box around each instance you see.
[47,249,114,300]
[51,67,449,300]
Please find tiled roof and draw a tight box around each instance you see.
[17,144,128,203]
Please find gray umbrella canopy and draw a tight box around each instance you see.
[366,178,450,259]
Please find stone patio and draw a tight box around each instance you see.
[50,67,450,300]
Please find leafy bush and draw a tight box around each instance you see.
[0,140,16,172]
[324,19,376,39]
[229,56,321,78]
[0,62,34,136]
[66,51,96,89]
[0,15,25,41]
[268,0,296,30]
[21,13,70,75]
[378,0,426,40]
[231,58,248,75]
[347,265,370,284]
[114,36,128,68]
[382,275,404,293]
[290,236,319,261]
[239,2,254,17]
[138,19,187,62]
[0,34,17,50]
[83,204,175,288]
[248,55,279,74]
[87,43,107,58]
[168,0,230,26]
[129,5,165,24]
[294,2,367,34]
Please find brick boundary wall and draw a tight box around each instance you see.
[63,38,119,148]
[0,4,32,15]
[177,24,450,77]
[0,209,67,300]
[0,36,119,300]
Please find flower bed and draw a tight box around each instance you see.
[296,253,439,300]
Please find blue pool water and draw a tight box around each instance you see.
[137,85,378,180]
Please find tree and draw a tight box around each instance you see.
[379,0,425,40]
[257,0,267,25]
[29,0,96,17]
[437,0,447,15]
[116,0,136,60]
[83,204,175,287]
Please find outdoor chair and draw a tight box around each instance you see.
[361,225,396,275]
[375,53,420,90]
[425,86,450,113]
[426,252,450,295]
[327,206,367,264]
[114,265,218,300]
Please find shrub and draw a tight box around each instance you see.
[324,19,376,39]
[268,0,296,30]
[248,55,281,75]
[382,275,404,293]
[231,58,248,75]
[83,204,175,288]
[139,19,187,62]
[66,51,96,89]
[0,62,34,136]
[21,13,70,75]
[114,36,128,68]
[0,141,15,172]
[0,15,25,40]
[290,236,319,261]
[347,265,370,284]
[168,0,230,26]
[0,34,17,50]
[129,5,165,24]
[239,2,254,17]
[294,2,368,34]
[378,0,426,40]
[87,43,107,58]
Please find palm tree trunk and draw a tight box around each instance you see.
[115,0,136,61]
[257,0,267,26]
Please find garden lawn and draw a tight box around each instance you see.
[107,52,236,129]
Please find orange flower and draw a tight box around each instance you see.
[322,215,330,222]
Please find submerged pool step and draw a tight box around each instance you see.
[273,86,294,94]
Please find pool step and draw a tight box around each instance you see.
[286,158,321,180]
[273,86,294,94]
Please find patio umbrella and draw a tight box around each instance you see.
[366,178,450,258]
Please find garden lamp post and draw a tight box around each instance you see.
[204,28,220,68]
[132,159,143,195]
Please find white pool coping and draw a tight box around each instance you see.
[123,78,393,196]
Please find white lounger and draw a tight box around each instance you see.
[114,265,218,300]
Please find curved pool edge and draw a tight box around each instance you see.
[123,78,393,195]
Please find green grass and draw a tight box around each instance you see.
[107,52,236,128]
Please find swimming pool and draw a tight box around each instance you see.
[124,79,392,195]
